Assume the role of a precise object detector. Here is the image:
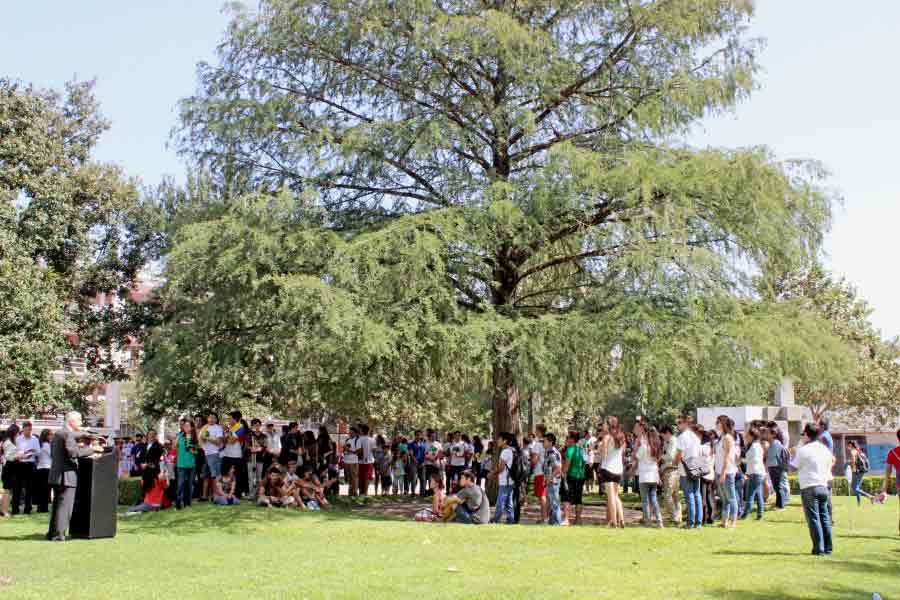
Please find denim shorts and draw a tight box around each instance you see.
[204,453,222,478]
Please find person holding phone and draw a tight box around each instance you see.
[13,422,40,515]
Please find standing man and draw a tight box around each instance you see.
[489,433,515,524]
[542,432,563,525]
[791,423,835,555]
[12,422,40,515]
[129,433,146,476]
[447,431,466,491]
[409,430,427,496]
[659,425,682,526]
[47,412,101,541]
[200,412,224,501]
[423,429,442,494]
[263,422,281,475]
[343,427,359,497]
[357,424,374,496]
[142,430,164,475]
[530,424,547,523]
[673,416,703,528]
[879,427,900,535]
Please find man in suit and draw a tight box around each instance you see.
[47,412,100,542]
[142,429,163,474]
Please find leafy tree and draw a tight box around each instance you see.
[0,79,159,416]
[770,266,900,424]
[167,0,848,436]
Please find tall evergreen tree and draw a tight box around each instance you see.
[169,0,847,435]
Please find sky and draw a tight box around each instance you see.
[2,1,899,338]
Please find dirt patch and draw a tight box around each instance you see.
[351,498,644,525]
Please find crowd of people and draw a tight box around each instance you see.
[3,410,900,555]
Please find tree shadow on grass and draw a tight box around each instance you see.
[0,532,46,543]
[703,583,874,600]
[836,533,898,541]
[714,550,799,557]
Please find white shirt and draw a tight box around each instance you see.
[222,437,242,459]
[449,441,467,467]
[498,447,514,486]
[15,434,40,464]
[265,431,281,455]
[37,441,52,470]
[700,443,715,481]
[529,439,545,476]
[791,441,834,490]
[714,435,738,475]
[343,437,358,464]
[675,429,701,477]
[744,441,766,476]
[636,438,660,484]
[358,436,374,464]
[601,441,624,475]
[202,424,224,455]
[581,436,595,465]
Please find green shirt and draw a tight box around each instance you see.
[177,433,196,469]
[565,445,584,479]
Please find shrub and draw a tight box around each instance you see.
[787,475,896,496]
[118,477,143,506]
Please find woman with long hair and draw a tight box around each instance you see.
[317,426,333,469]
[634,421,662,527]
[175,419,199,509]
[742,427,766,520]
[0,424,21,518]
[35,429,53,513]
[715,416,739,528]
[847,440,874,505]
[600,417,626,528]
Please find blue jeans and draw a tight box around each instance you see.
[717,474,738,521]
[639,482,662,524]
[680,476,703,527]
[491,484,515,524]
[768,466,786,508]
[743,474,764,518]
[801,486,833,554]
[851,471,873,505]
[176,467,194,509]
[734,471,745,516]
[546,481,562,525]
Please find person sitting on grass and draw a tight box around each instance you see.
[257,466,294,508]
[414,474,445,522]
[445,470,489,524]
[213,464,239,506]
[296,467,330,510]
[127,468,170,514]
[315,466,339,500]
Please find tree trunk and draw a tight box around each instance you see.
[487,361,521,503]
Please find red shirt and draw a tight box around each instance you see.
[144,478,167,506]
[887,446,900,489]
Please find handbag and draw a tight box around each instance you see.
[682,455,710,480]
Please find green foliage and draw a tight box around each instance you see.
[156,0,851,427]
[118,477,143,506]
[0,78,158,416]
[769,265,900,423]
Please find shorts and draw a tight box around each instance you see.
[533,474,546,498]
[360,463,374,481]
[203,453,222,478]
[565,476,585,505]
[600,469,622,484]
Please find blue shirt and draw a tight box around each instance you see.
[409,440,426,463]
[819,430,834,455]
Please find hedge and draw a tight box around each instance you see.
[787,475,897,496]
[118,477,143,506]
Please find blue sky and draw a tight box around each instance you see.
[3,1,899,338]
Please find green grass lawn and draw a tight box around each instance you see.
[1,495,898,599]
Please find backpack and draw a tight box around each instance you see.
[857,452,870,473]
[508,447,527,484]
[682,455,710,480]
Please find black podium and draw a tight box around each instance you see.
[71,450,118,539]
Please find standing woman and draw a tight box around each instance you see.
[846,441,873,505]
[700,429,717,525]
[634,421,663,528]
[175,419,199,509]
[742,427,766,520]
[0,424,21,517]
[317,426,333,470]
[600,417,626,528]
[35,429,53,513]
[791,423,834,555]
[714,415,739,529]
[766,424,789,510]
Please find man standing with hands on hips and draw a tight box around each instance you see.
[47,411,102,542]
